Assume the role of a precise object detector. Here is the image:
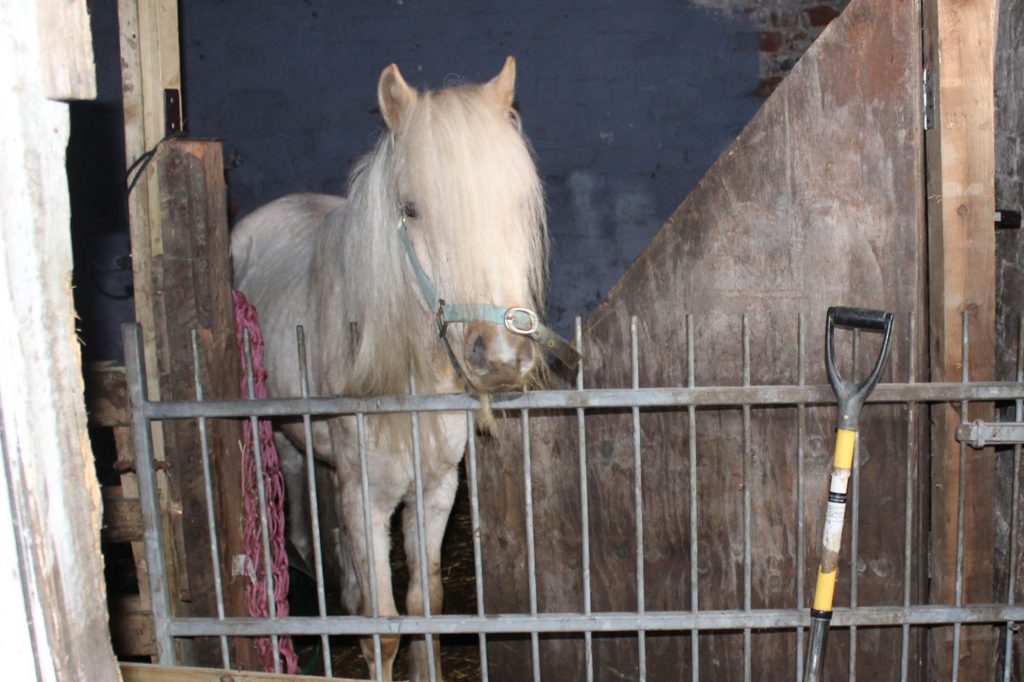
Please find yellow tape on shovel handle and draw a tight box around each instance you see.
[811,428,857,613]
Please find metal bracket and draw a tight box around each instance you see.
[164,88,182,136]
[955,420,1024,449]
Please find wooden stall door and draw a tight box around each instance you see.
[478,0,932,679]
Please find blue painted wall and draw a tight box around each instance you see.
[179,1,761,336]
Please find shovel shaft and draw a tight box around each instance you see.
[805,427,857,680]
[804,615,831,682]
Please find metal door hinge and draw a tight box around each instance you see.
[922,67,934,131]
[956,420,1024,448]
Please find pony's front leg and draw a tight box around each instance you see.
[403,464,460,682]
[338,476,401,680]
[272,432,312,567]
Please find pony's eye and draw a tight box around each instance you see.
[507,109,522,130]
[402,202,419,219]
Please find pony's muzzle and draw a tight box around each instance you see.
[463,322,537,390]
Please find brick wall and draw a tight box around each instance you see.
[691,0,852,96]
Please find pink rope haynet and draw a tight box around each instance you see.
[233,289,299,674]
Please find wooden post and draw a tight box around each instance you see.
[0,1,120,679]
[924,0,998,678]
[119,0,182,400]
[118,2,259,669]
[153,139,258,668]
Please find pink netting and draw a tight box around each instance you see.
[233,289,299,674]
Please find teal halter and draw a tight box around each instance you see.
[398,217,581,371]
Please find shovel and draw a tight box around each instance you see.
[804,306,894,681]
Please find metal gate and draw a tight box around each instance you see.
[122,313,1024,681]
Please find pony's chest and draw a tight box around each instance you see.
[431,411,471,466]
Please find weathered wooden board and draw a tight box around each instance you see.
[120,662,367,682]
[152,139,257,667]
[478,0,928,679]
[0,1,117,679]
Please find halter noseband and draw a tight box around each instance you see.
[398,217,581,373]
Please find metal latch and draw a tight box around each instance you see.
[955,420,1024,448]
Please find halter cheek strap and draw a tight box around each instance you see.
[398,218,581,371]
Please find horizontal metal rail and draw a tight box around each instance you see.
[165,604,1024,638]
[143,381,1024,420]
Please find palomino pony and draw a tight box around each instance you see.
[231,57,574,680]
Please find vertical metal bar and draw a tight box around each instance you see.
[576,317,595,682]
[122,324,175,665]
[952,310,970,682]
[295,327,333,676]
[630,316,647,681]
[687,314,699,682]
[795,313,806,681]
[190,330,230,668]
[741,314,752,682]
[849,329,860,681]
[408,375,438,682]
[242,329,281,671]
[465,410,490,682]
[521,401,541,682]
[356,413,383,680]
[1003,314,1023,682]
[900,313,917,682]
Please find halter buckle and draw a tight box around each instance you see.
[504,307,540,336]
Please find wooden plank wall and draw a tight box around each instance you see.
[478,0,929,679]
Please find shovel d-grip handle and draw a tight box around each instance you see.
[825,306,895,431]
[805,306,895,682]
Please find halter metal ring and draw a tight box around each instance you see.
[504,307,539,336]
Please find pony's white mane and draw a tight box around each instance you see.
[315,81,547,397]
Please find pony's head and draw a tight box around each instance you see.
[376,57,549,393]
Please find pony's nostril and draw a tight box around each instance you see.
[468,333,489,373]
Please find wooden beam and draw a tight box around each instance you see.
[118,0,185,662]
[109,596,157,658]
[118,4,263,668]
[86,361,131,427]
[121,662,369,682]
[0,1,118,679]
[150,139,259,669]
[924,0,998,678]
[119,0,183,404]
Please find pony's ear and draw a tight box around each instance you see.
[484,56,516,109]
[378,63,417,131]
